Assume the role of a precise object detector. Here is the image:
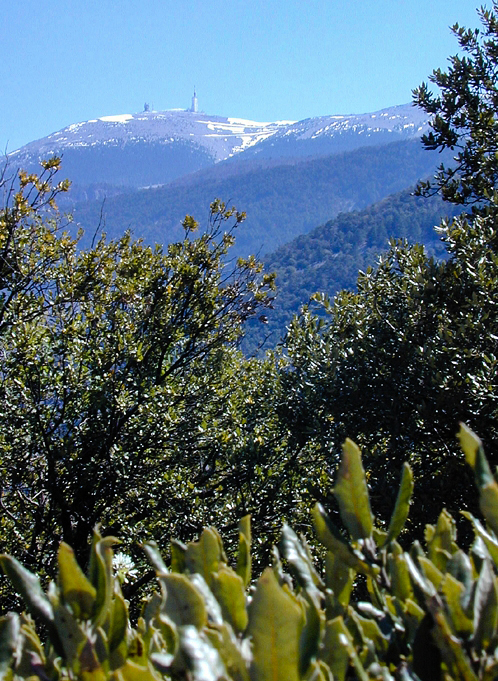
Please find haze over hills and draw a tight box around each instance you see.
[241,188,462,353]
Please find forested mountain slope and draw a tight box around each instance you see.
[242,188,462,352]
[72,138,450,257]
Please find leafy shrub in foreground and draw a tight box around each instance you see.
[1,425,497,680]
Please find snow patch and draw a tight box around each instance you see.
[99,114,134,123]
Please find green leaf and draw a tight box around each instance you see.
[0,614,19,681]
[184,528,226,587]
[458,423,483,469]
[426,510,456,572]
[479,483,498,539]
[446,550,474,614]
[324,550,355,610]
[441,573,473,637]
[188,573,223,625]
[303,660,334,681]
[211,567,248,633]
[404,553,437,599]
[384,463,413,546]
[143,542,169,575]
[159,573,207,629]
[170,540,187,574]
[349,609,388,654]
[109,589,128,655]
[333,439,373,541]
[472,559,498,651]
[204,622,250,681]
[51,600,88,669]
[114,659,161,681]
[280,524,322,602]
[298,592,323,677]
[57,542,97,619]
[246,567,304,681]
[312,503,378,576]
[177,625,228,681]
[418,556,444,591]
[0,555,53,624]
[388,552,413,603]
[458,424,498,536]
[88,531,120,628]
[236,515,252,588]
[462,512,498,568]
[429,608,479,681]
[321,616,369,681]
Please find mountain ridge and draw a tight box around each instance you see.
[7,103,432,190]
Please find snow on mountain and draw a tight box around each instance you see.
[9,110,292,164]
[234,103,432,160]
[6,103,432,192]
[275,103,429,140]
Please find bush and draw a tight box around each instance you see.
[1,425,497,680]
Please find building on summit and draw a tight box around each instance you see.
[190,89,198,113]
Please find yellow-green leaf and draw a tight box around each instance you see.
[211,567,248,633]
[324,551,355,609]
[184,528,226,587]
[57,543,97,620]
[312,504,378,576]
[384,463,413,546]
[112,659,160,681]
[458,423,482,468]
[333,439,373,540]
[247,568,304,681]
[236,515,252,588]
[441,574,473,637]
[159,573,207,630]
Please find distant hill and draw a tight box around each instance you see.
[71,138,451,257]
[8,111,290,188]
[241,188,462,354]
[231,103,430,161]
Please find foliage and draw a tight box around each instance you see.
[413,1,498,212]
[0,160,293,597]
[2,426,498,680]
[281,210,498,539]
[278,3,498,540]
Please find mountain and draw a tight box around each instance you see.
[241,188,462,354]
[6,101,457,355]
[231,103,431,161]
[7,104,431,193]
[70,138,451,257]
[8,110,292,188]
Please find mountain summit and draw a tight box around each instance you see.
[8,104,431,190]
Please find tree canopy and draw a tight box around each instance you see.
[280,2,498,540]
[0,160,288,591]
[414,1,498,211]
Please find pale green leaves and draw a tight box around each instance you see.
[334,439,374,541]
[247,568,303,681]
[384,463,414,546]
[458,423,498,537]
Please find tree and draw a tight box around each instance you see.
[278,2,498,541]
[281,211,498,539]
[0,160,282,589]
[413,1,498,212]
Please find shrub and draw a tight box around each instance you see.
[1,425,497,680]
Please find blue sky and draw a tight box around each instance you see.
[1,0,481,152]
